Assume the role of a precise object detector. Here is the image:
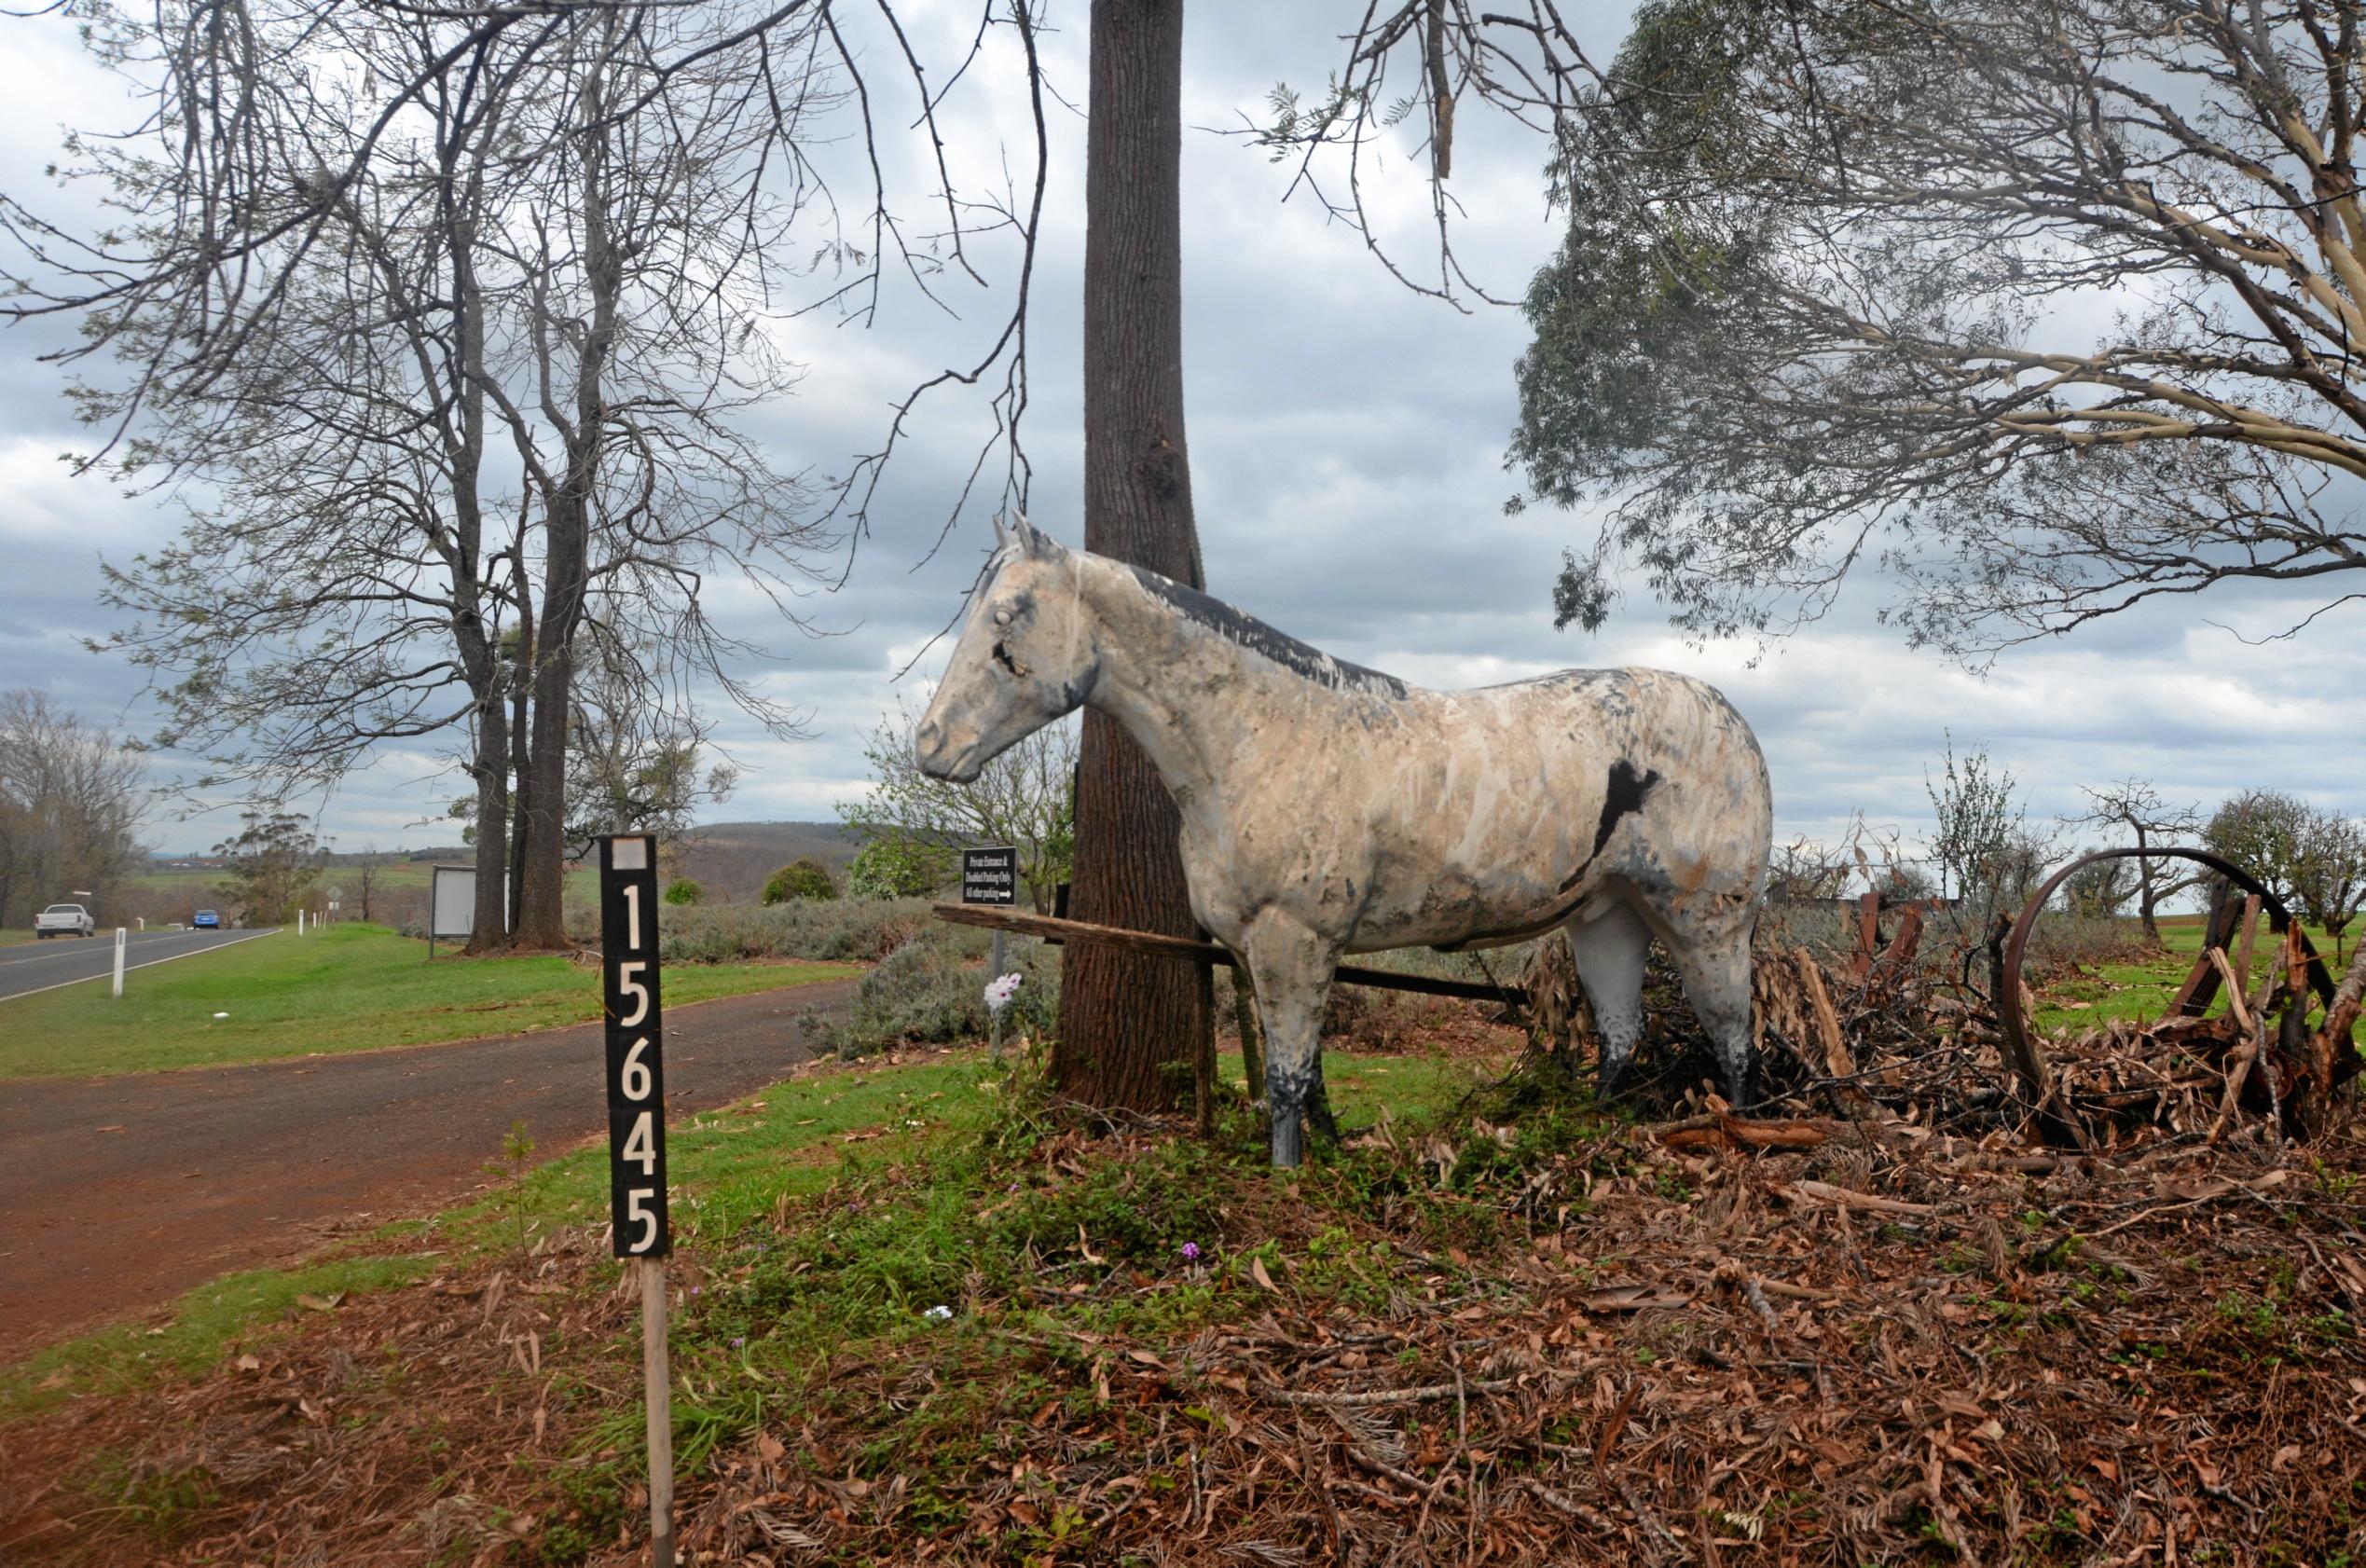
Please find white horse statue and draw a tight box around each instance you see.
[916,517,1774,1166]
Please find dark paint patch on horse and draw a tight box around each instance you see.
[1127,566,1410,700]
[1591,760,1663,859]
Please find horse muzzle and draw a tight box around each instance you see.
[913,719,985,783]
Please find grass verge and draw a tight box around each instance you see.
[2030,918,2345,1031]
[0,922,858,1079]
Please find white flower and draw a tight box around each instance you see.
[923,1304,954,1321]
[983,970,1023,1014]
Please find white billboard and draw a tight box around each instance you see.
[430,864,509,940]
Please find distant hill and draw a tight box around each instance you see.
[675,820,861,902]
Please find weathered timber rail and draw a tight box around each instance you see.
[932,902,1528,1008]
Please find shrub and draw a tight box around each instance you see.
[630,898,935,965]
[845,837,944,901]
[763,858,839,904]
[801,923,1058,1059]
[663,877,704,906]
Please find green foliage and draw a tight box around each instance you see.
[1924,733,2040,917]
[846,836,942,901]
[1510,0,2366,658]
[763,857,838,903]
[662,876,704,905]
[799,923,1058,1059]
[2206,790,2308,901]
[210,808,324,926]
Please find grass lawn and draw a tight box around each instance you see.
[0,922,857,1080]
[2030,913,2351,1031]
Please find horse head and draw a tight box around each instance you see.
[915,515,1096,784]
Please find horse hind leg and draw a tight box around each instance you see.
[1667,920,1758,1109]
[1564,899,1653,1099]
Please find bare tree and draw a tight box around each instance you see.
[354,846,382,926]
[2071,780,2205,943]
[564,640,739,856]
[40,3,838,950]
[1505,0,2366,656]
[0,691,147,928]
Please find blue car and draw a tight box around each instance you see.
[192,909,220,928]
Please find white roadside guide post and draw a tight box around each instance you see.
[111,928,126,998]
[961,846,1020,1057]
[599,833,675,1565]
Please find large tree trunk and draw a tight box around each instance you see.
[1053,0,1214,1111]
[510,62,618,952]
[463,695,511,953]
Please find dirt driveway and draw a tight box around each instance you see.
[0,977,853,1349]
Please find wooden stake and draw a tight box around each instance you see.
[988,928,1008,1061]
[640,1257,675,1566]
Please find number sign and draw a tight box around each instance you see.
[598,834,670,1259]
[961,846,1019,906]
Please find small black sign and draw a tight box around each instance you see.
[961,846,1019,906]
[598,834,670,1259]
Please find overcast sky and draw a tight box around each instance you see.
[3,3,2359,870]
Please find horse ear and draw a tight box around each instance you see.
[991,512,1011,551]
[1012,511,1061,559]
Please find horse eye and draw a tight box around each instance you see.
[993,609,1012,627]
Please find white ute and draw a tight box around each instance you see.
[34,902,96,939]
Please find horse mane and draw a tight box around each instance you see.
[1123,564,1410,701]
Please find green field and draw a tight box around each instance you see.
[2030,914,2350,1031]
[121,860,598,915]
[0,922,857,1079]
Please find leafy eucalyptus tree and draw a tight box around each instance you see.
[1510,0,2366,655]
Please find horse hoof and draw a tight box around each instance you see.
[1726,1060,1758,1111]
[1597,1060,1631,1101]
[1270,1116,1303,1169]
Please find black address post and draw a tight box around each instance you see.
[598,833,674,1565]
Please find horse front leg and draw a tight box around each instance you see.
[1243,912,1340,1169]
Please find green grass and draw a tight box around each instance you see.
[0,1041,1499,1424]
[2031,916,2349,1032]
[0,922,858,1079]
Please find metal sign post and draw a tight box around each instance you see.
[598,833,674,1566]
[962,846,1019,1057]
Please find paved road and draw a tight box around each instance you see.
[0,927,282,1003]
[0,976,853,1346]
